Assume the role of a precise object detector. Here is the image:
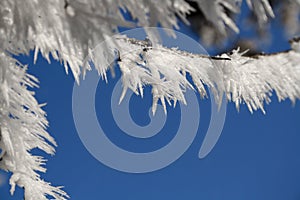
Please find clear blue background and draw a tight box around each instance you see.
[1,3,300,200]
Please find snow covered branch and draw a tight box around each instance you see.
[0,52,68,199]
[89,35,300,114]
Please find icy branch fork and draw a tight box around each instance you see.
[88,35,300,115]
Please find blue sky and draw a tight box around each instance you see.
[1,4,300,200]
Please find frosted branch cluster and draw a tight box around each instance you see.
[0,0,299,199]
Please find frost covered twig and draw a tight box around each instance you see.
[89,35,300,114]
[0,52,69,200]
